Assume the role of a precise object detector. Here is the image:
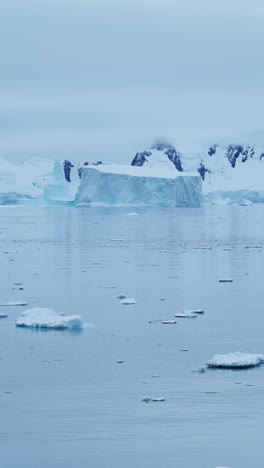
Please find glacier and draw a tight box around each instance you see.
[75,164,202,207]
[0,156,54,204]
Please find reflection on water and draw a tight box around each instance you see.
[0,205,264,468]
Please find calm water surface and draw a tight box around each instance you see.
[0,205,264,468]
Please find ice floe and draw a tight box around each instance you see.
[206,352,264,369]
[15,308,83,330]
[0,313,8,318]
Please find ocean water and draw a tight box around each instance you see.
[0,205,264,468]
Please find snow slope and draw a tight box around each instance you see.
[75,164,202,207]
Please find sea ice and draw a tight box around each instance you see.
[162,320,177,325]
[0,313,8,318]
[206,352,264,369]
[15,308,83,330]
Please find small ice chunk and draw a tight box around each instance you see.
[175,311,197,318]
[0,313,8,318]
[219,279,233,283]
[126,212,139,216]
[192,367,206,373]
[116,360,124,364]
[162,320,177,325]
[142,396,165,403]
[0,301,28,306]
[115,294,127,300]
[207,352,264,369]
[142,396,152,403]
[15,308,83,330]
[120,298,136,305]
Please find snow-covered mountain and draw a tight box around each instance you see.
[131,142,264,204]
[1,140,264,206]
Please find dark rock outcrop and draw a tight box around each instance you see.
[131,151,152,167]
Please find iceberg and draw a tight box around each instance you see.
[15,308,83,330]
[43,161,79,204]
[206,352,264,369]
[75,165,202,208]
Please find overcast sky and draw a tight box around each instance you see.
[0,0,264,162]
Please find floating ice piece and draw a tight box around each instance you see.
[192,367,206,373]
[126,212,139,216]
[0,313,8,318]
[142,396,165,403]
[175,311,197,318]
[245,245,262,249]
[187,308,204,314]
[0,301,28,306]
[219,279,233,283]
[120,298,136,305]
[207,352,264,369]
[15,308,83,330]
[142,396,152,403]
[115,294,127,300]
[162,320,177,325]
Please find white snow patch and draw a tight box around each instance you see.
[15,308,83,330]
[207,352,264,369]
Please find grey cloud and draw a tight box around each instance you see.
[0,0,264,162]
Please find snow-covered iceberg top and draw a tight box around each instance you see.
[15,308,83,330]
[206,352,264,369]
[76,164,202,208]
